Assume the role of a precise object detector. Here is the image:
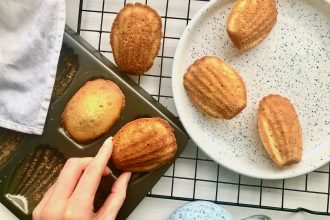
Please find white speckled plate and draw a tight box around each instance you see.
[172,0,330,179]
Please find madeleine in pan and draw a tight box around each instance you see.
[112,117,177,172]
[61,79,125,144]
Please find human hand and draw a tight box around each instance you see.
[33,137,131,220]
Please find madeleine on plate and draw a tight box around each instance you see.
[183,56,247,119]
[258,94,302,167]
[227,0,278,51]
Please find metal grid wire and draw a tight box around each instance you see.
[77,0,330,216]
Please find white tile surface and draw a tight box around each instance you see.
[285,175,307,191]
[189,0,208,18]
[174,158,196,179]
[167,0,189,18]
[82,0,103,11]
[104,0,124,12]
[239,186,261,205]
[166,19,187,38]
[79,31,100,48]
[261,188,283,208]
[195,180,217,200]
[159,77,173,96]
[218,165,240,184]
[172,178,194,198]
[139,75,160,95]
[152,177,173,196]
[284,191,328,212]
[81,11,101,30]
[101,13,116,31]
[163,38,179,57]
[307,172,329,193]
[217,183,239,203]
[61,1,330,220]
[196,160,218,181]
[241,176,261,186]
[263,179,284,188]
[161,57,174,77]
[147,0,167,17]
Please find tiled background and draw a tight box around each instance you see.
[77,0,330,216]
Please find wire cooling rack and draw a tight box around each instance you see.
[77,0,330,216]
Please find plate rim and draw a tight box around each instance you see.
[172,0,330,179]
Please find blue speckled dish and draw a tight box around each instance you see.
[172,0,330,179]
[168,201,234,220]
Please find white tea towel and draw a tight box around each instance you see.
[0,0,65,135]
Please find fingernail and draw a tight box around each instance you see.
[103,136,113,148]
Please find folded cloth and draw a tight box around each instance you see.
[0,0,65,135]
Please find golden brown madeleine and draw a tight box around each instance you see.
[258,95,302,167]
[183,56,247,119]
[61,79,125,144]
[112,118,177,172]
[227,0,278,51]
[110,3,162,75]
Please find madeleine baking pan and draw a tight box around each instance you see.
[0,26,189,220]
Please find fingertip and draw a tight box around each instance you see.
[119,172,131,187]
[123,172,131,181]
[119,172,131,181]
[97,136,113,157]
[103,136,113,147]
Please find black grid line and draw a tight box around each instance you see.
[156,0,170,102]
[192,148,199,200]
[237,174,241,204]
[97,0,106,51]
[99,50,175,60]
[77,0,330,216]
[215,164,220,201]
[281,179,285,209]
[327,164,330,213]
[81,10,194,21]
[170,162,175,197]
[259,179,263,207]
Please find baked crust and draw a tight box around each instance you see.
[258,94,302,167]
[61,79,125,144]
[112,117,177,172]
[110,3,162,75]
[183,56,247,119]
[227,0,278,51]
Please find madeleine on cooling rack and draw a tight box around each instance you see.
[110,3,162,75]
